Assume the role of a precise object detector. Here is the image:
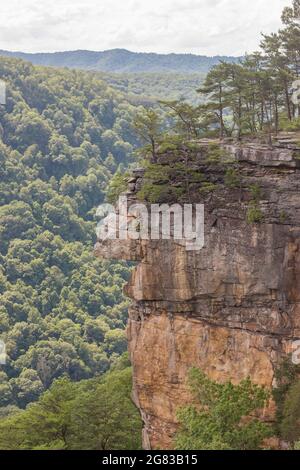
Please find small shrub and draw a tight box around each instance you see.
[106,171,130,204]
[249,183,262,202]
[137,182,174,203]
[225,168,240,188]
[205,143,235,165]
[199,182,219,194]
[138,160,203,202]
[279,211,287,224]
[247,205,264,224]
[279,116,300,132]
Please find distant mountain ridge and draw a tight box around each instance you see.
[0,48,241,73]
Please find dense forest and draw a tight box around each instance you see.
[0,48,240,73]
[0,56,150,417]
[0,355,142,450]
[1,0,300,451]
[101,72,206,104]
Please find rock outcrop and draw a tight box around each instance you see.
[95,140,300,449]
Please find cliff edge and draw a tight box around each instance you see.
[95,139,300,449]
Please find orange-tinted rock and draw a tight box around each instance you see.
[95,142,300,449]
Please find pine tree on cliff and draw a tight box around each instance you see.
[197,62,230,139]
[260,33,293,122]
[198,0,300,140]
[133,108,163,163]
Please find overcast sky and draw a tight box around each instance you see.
[0,0,291,56]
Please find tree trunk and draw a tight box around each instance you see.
[237,95,242,141]
[260,100,264,131]
[151,138,157,164]
[219,85,224,139]
[274,97,279,135]
[284,81,292,121]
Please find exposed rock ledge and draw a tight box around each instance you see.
[95,141,300,449]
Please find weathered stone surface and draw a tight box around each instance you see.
[95,142,300,450]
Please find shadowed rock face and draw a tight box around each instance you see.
[95,142,300,449]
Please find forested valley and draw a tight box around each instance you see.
[0,57,149,448]
[1,0,300,451]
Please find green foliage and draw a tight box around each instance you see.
[279,210,287,224]
[175,368,272,450]
[280,380,300,445]
[137,163,173,203]
[137,182,173,204]
[0,49,238,74]
[158,141,179,153]
[205,143,234,164]
[225,168,240,188]
[103,72,207,104]
[197,1,300,139]
[246,184,264,223]
[159,100,210,139]
[246,205,264,224]
[137,157,204,203]
[279,116,300,132]
[0,364,142,450]
[199,182,219,194]
[0,56,140,410]
[272,358,300,437]
[106,170,130,204]
[68,366,142,450]
[249,183,262,202]
[133,107,164,162]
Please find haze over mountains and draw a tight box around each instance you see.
[0,49,241,74]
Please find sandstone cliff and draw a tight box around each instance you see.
[95,139,300,449]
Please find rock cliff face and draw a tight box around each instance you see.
[95,140,300,449]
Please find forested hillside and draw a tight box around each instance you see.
[0,49,240,104]
[101,72,205,104]
[0,358,142,450]
[0,56,145,414]
[0,49,240,73]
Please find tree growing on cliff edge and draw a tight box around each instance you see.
[197,62,232,139]
[174,368,272,450]
[159,100,210,139]
[197,0,300,140]
[133,108,163,163]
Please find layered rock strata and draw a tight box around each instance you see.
[95,141,300,449]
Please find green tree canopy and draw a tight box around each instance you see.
[175,368,272,450]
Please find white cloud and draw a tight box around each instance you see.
[0,0,291,56]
